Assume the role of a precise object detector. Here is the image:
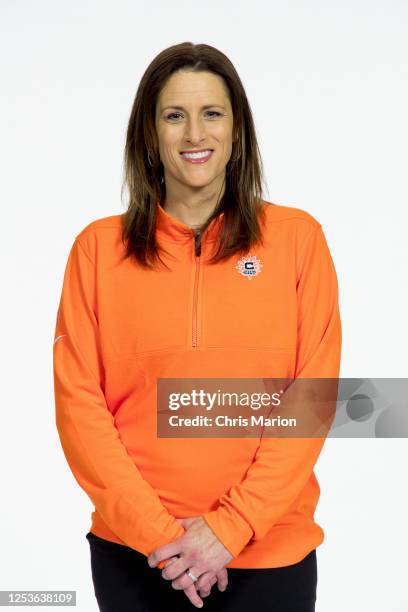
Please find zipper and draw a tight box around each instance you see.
[192,230,202,348]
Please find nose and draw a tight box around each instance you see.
[183,116,206,146]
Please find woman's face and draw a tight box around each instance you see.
[155,70,234,192]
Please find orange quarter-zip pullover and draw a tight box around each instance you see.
[53,199,342,568]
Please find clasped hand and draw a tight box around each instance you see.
[147,516,233,608]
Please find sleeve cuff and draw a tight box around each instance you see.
[202,507,254,559]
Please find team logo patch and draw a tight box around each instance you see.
[235,254,263,279]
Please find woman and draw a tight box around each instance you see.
[53,42,341,611]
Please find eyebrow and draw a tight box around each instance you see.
[161,104,226,112]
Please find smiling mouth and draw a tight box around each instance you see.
[180,150,214,164]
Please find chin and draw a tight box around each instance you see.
[185,179,215,189]
[181,172,215,185]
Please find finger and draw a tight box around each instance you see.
[199,575,217,598]
[182,583,203,609]
[216,568,228,592]
[147,541,182,568]
[199,586,211,598]
[156,554,180,571]
[164,556,180,568]
[195,570,216,590]
[171,567,204,591]
[162,557,189,581]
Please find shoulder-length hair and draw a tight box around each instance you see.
[121,41,268,269]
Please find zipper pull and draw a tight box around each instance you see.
[194,230,202,257]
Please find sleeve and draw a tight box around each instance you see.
[201,223,342,558]
[53,236,184,558]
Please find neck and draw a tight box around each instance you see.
[161,176,225,229]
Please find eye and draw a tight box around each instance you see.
[165,111,222,120]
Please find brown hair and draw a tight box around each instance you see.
[121,41,268,269]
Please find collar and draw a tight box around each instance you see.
[155,200,225,243]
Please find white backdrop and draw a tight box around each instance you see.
[1,0,407,610]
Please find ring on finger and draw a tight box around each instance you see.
[186,569,198,582]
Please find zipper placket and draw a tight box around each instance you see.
[192,230,202,348]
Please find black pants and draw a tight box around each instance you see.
[86,531,317,612]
